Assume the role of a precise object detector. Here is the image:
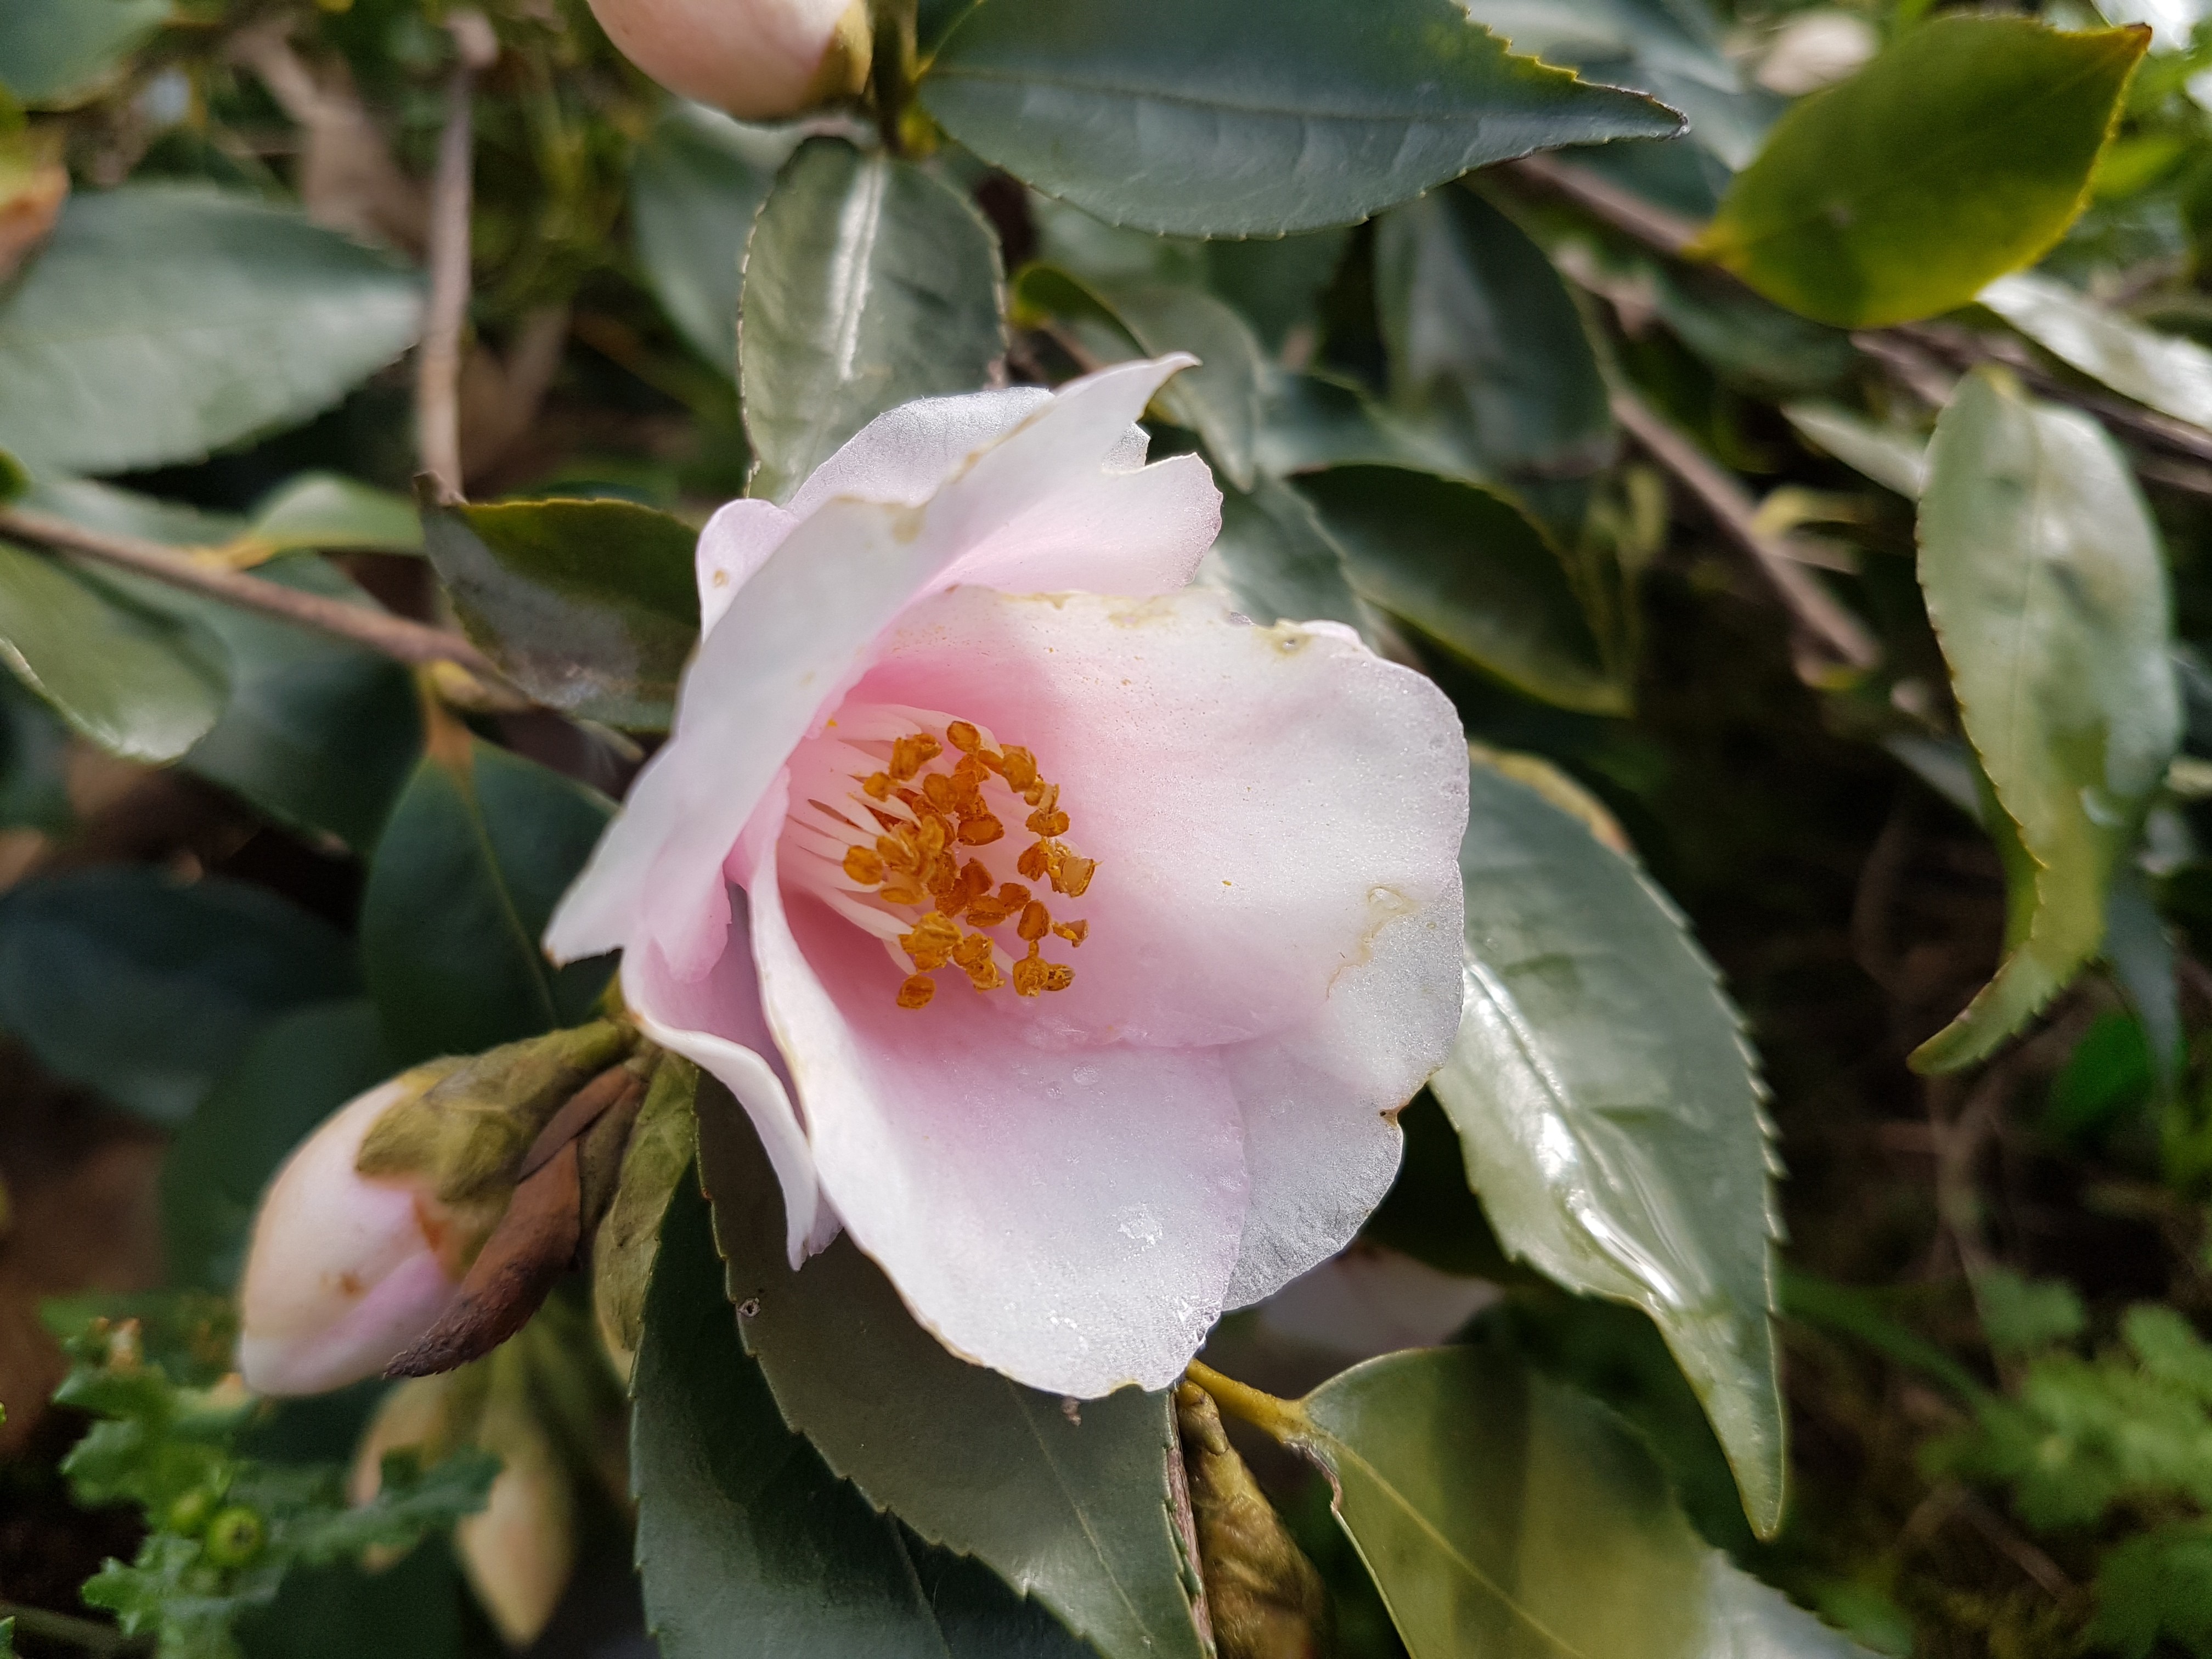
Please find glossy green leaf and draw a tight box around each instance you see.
[360,736,616,1065]
[0,0,167,106]
[1376,187,1611,478]
[1014,266,1265,488]
[0,447,25,501]
[0,867,357,1125]
[1695,18,2147,328]
[0,539,229,763]
[741,138,1005,503]
[1281,1348,1869,1658]
[695,1088,1207,1659]
[421,495,699,731]
[920,0,1683,236]
[633,1176,1096,1659]
[97,554,422,853]
[631,100,798,370]
[1981,269,2212,431]
[1456,0,1778,170]
[1297,465,1628,715]
[0,185,424,474]
[1204,474,1372,640]
[1431,757,1782,1536]
[1782,402,1928,499]
[1254,370,1457,478]
[1911,366,2181,1071]
[163,1000,394,1293]
[240,474,423,559]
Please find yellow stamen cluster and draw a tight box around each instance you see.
[837,719,1093,1009]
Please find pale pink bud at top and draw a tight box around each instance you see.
[238,1077,467,1396]
[586,0,871,121]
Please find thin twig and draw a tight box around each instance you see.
[0,504,494,673]
[1508,153,1697,258]
[1508,156,2212,498]
[415,13,498,500]
[1610,386,1881,674]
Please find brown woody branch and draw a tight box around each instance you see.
[0,503,494,673]
[1609,387,1881,675]
[415,12,499,501]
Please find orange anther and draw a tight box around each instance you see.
[896,973,936,1009]
[1018,901,1051,942]
[842,845,885,885]
[1017,840,1050,881]
[861,772,893,800]
[1053,851,1097,898]
[998,746,1038,793]
[1052,919,1088,947]
[881,879,926,906]
[899,911,961,969]
[889,733,941,782]
[922,774,957,811]
[1026,807,1071,837]
[957,814,1005,846]
[946,720,983,753]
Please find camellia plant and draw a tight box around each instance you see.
[8,0,2212,1653]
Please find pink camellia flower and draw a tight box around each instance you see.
[237,1073,467,1396]
[546,358,1470,1397]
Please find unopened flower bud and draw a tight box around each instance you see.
[238,1024,639,1396]
[585,0,872,120]
[238,1069,471,1397]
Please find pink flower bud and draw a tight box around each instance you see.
[238,1076,469,1396]
[586,0,871,121]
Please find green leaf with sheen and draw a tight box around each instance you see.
[1276,1347,1870,1658]
[360,735,615,1065]
[1204,475,1374,639]
[237,474,423,560]
[631,101,799,370]
[741,138,1005,503]
[1376,187,1611,479]
[0,0,167,106]
[695,1088,1207,1659]
[1782,402,1928,499]
[1254,371,1458,479]
[0,185,423,473]
[1980,269,2212,432]
[1911,366,2181,1071]
[0,674,70,833]
[97,554,422,853]
[1014,266,1265,488]
[0,540,229,763]
[1455,0,1778,170]
[421,494,699,731]
[1297,465,1628,715]
[1431,757,1783,1536]
[0,867,357,1125]
[919,0,1683,236]
[1695,17,2147,328]
[163,1000,394,1293]
[632,1176,1098,1659]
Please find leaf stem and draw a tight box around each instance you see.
[0,503,495,674]
[1183,1361,1311,1445]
